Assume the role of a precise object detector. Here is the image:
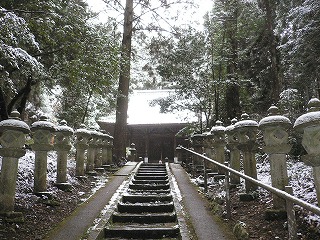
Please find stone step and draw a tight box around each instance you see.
[112,212,177,223]
[134,175,168,181]
[136,172,168,177]
[122,194,173,203]
[105,223,180,239]
[117,202,174,213]
[129,183,170,190]
[105,225,180,239]
[127,189,171,195]
[137,170,167,174]
[140,164,166,167]
[131,179,169,185]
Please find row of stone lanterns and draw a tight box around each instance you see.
[187,98,320,212]
[0,112,114,217]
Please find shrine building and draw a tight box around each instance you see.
[98,89,197,162]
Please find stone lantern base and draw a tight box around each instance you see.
[2,211,24,223]
[55,182,72,191]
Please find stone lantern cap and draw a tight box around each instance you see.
[234,113,258,130]
[210,120,226,133]
[75,124,91,137]
[31,115,56,132]
[225,118,238,133]
[56,120,73,135]
[0,110,30,133]
[191,133,204,140]
[294,97,320,132]
[129,142,136,151]
[191,133,204,146]
[259,105,291,130]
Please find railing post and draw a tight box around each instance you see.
[285,186,297,240]
[203,153,208,192]
[259,105,291,210]
[225,162,231,219]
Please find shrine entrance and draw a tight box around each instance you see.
[127,123,188,162]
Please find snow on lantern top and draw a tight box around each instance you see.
[234,113,258,129]
[259,105,291,130]
[225,118,238,133]
[0,110,30,133]
[31,115,56,132]
[210,120,225,133]
[56,120,73,135]
[75,124,91,136]
[294,97,320,131]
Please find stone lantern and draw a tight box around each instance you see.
[259,105,291,210]
[107,135,114,167]
[75,124,91,178]
[100,132,109,168]
[210,120,226,174]
[226,118,241,185]
[54,120,74,190]
[0,110,30,216]
[234,113,259,193]
[202,130,217,172]
[86,128,98,175]
[31,115,56,195]
[294,97,320,206]
[190,133,204,167]
[129,143,137,162]
[94,130,104,172]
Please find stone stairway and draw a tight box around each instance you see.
[104,163,181,239]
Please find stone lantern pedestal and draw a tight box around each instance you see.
[54,120,73,191]
[101,133,110,169]
[31,116,55,196]
[75,125,90,178]
[190,133,204,175]
[202,131,217,173]
[0,110,30,220]
[235,113,259,195]
[259,106,291,212]
[210,120,226,175]
[94,131,105,172]
[226,118,241,185]
[107,135,114,164]
[86,129,98,175]
[294,98,320,206]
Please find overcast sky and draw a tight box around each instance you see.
[86,0,213,30]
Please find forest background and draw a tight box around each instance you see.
[1,0,319,159]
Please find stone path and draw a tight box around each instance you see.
[45,162,138,240]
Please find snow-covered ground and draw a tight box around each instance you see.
[0,148,319,229]
[191,153,320,229]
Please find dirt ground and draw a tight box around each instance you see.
[205,181,320,240]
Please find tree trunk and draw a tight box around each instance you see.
[264,0,281,103]
[113,0,133,160]
[0,87,8,121]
